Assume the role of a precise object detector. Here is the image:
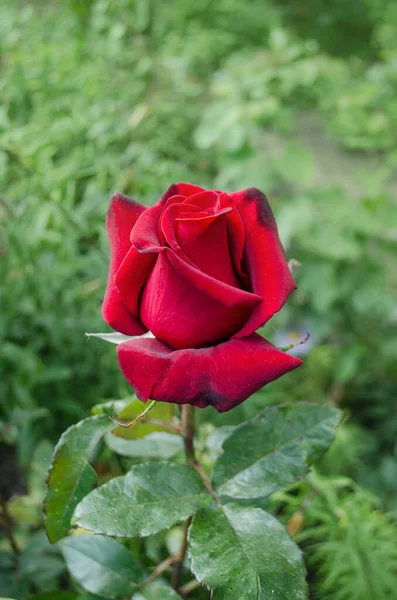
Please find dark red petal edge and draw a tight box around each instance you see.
[117,333,302,413]
[102,192,147,335]
[231,188,297,337]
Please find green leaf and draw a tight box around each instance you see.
[212,403,341,499]
[19,531,64,592]
[105,431,183,459]
[60,535,143,598]
[132,581,183,599]
[189,505,308,600]
[204,426,236,462]
[73,463,212,538]
[44,415,112,543]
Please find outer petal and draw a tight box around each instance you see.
[130,203,164,252]
[220,193,249,286]
[102,192,147,335]
[140,251,260,349]
[230,188,297,337]
[114,203,163,319]
[158,182,205,205]
[115,246,157,317]
[175,182,205,197]
[117,334,302,412]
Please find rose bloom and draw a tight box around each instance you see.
[102,183,302,412]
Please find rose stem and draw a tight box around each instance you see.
[172,405,196,591]
[172,514,192,592]
[181,404,196,466]
[173,405,222,592]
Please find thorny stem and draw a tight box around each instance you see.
[0,493,20,564]
[172,405,222,592]
[180,405,222,507]
[172,405,196,591]
[172,515,192,592]
[181,404,196,465]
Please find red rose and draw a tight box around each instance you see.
[102,183,302,412]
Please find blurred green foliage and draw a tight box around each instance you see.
[1,1,397,598]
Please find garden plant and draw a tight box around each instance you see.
[43,183,341,598]
[1,2,397,599]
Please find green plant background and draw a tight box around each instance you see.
[1,1,397,599]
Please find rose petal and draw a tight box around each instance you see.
[160,203,199,259]
[140,251,257,349]
[175,182,206,197]
[176,210,240,288]
[117,333,302,412]
[220,193,248,286]
[102,192,147,335]
[160,201,236,287]
[158,183,206,205]
[130,203,164,252]
[115,198,175,317]
[115,193,261,349]
[176,205,232,224]
[181,190,220,211]
[113,203,164,319]
[126,207,260,311]
[158,183,180,204]
[165,247,261,310]
[115,247,157,317]
[230,188,297,337]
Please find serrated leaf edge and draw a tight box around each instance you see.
[44,414,112,543]
[213,403,341,497]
